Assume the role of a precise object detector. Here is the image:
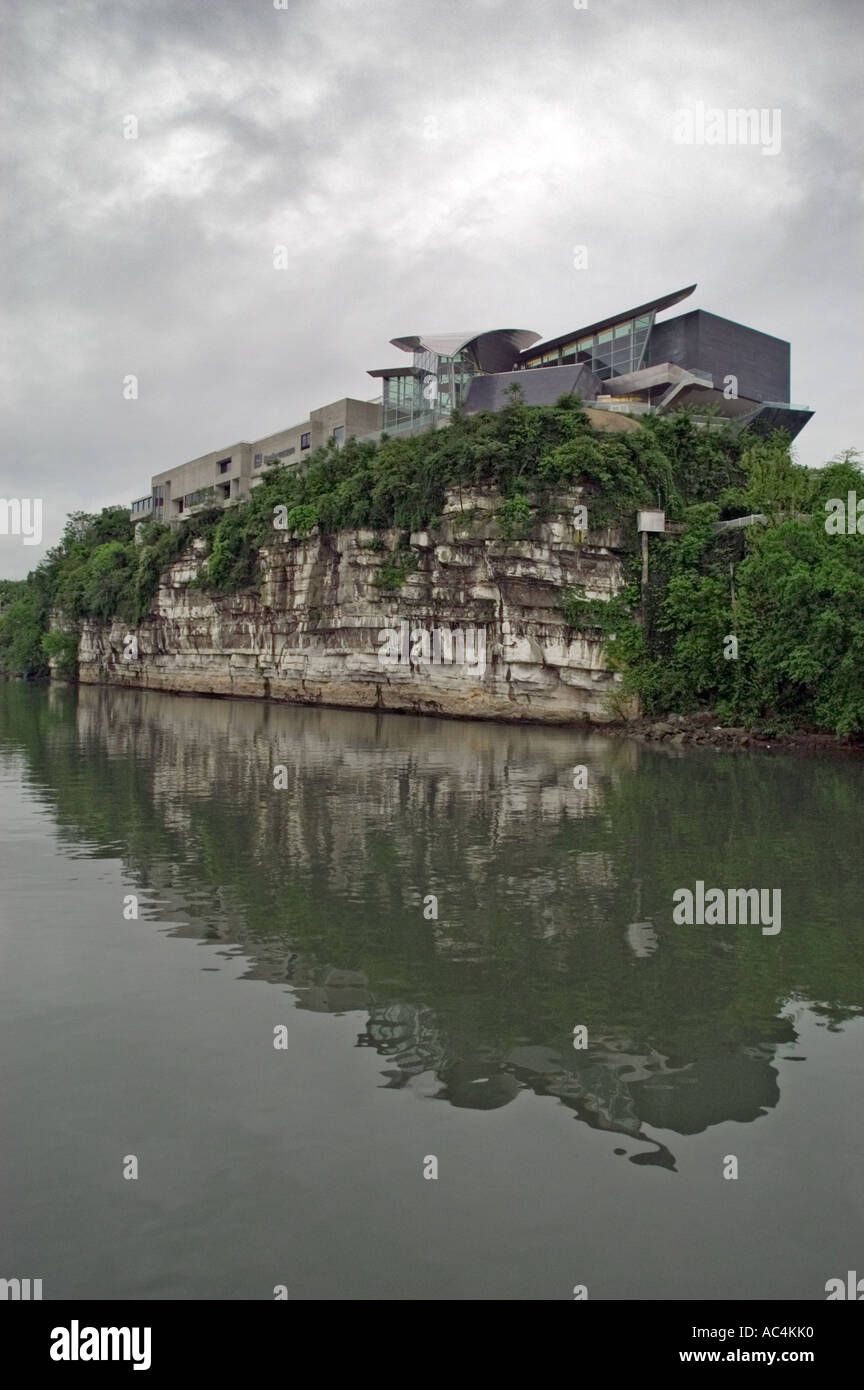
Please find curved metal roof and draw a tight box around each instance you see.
[390,328,541,374]
[520,285,697,359]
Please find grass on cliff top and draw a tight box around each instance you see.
[6,393,864,736]
[195,393,754,591]
[0,395,814,671]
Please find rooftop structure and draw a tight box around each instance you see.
[131,285,812,523]
[369,286,811,440]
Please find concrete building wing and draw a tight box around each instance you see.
[130,284,813,523]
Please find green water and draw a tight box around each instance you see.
[1,681,862,1300]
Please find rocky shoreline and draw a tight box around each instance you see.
[605,710,864,755]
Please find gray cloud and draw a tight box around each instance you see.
[1,0,862,576]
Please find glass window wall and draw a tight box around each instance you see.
[381,348,480,433]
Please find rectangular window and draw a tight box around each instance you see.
[332,426,345,444]
[254,453,262,468]
[597,329,613,344]
[300,433,310,450]
[614,322,632,339]
[217,458,231,474]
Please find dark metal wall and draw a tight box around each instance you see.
[648,311,790,403]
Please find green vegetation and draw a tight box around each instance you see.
[0,507,221,678]
[566,442,864,736]
[372,548,418,592]
[2,393,712,671]
[496,493,533,539]
[41,630,80,680]
[0,396,861,736]
[189,392,749,588]
[0,579,27,610]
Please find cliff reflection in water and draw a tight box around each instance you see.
[6,681,864,1170]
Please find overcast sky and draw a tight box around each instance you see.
[2,0,861,577]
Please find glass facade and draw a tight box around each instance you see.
[523,313,654,382]
[381,349,480,434]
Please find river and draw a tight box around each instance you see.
[1,681,862,1300]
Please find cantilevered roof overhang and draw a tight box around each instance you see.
[367,365,422,379]
[388,329,542,374]
[519,285,697,361]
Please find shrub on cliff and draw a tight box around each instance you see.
[0,587,49,677]
[574,449,864,736]
[0,506,221,675]
[731,454,864,735]
[496,493,532,539]
[191,398,744,596]
[5,404,860,738]
[42,630,80,680]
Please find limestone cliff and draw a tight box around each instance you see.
[76,487,633,724]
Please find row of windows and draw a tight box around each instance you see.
[168,422,336,506]
[381,350,479,434]
[524,315,653,378]
[132,490,167,515]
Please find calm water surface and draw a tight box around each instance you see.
[1,681,862,1300]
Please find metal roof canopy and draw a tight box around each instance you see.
[366,365,422,378]
[519,285,697,359]
[388,329,542,374]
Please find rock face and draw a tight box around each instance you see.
[77,487,635,725]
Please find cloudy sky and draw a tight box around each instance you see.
[1,0,861,577]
